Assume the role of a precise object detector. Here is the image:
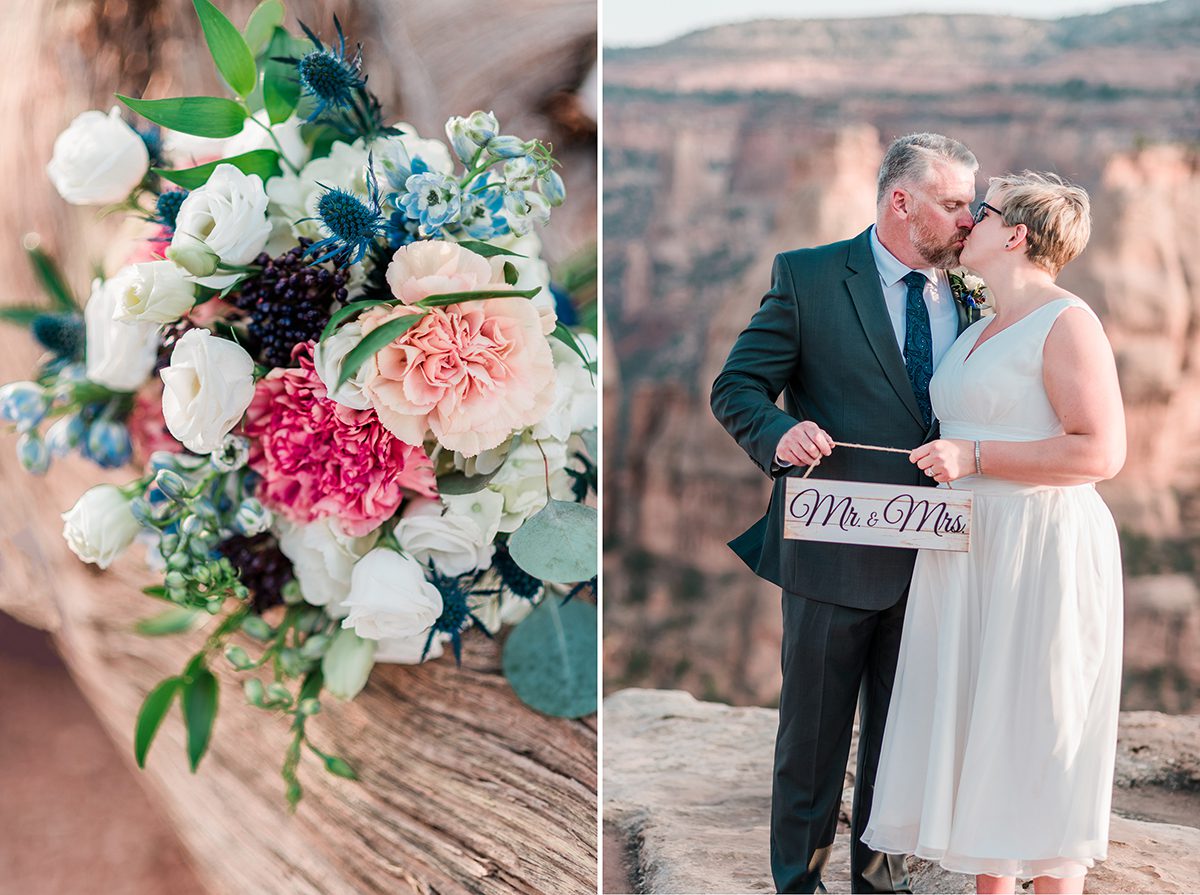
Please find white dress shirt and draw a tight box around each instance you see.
[868,225,959,371]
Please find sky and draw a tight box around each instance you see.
[603,0,1168,47]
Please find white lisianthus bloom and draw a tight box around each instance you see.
[61,484,141,569]
[394,498,495,577]
[374,631,447,664]
[471,591,536,635]
[442,491,505,545]
[84,273,160,392]
[170,164,272,289]
[112,260,196,324]
[275,516,379,617]
[453,441,512,478]
[160,328,255,454]
[341,548,443,641]
[484,231,555,333]
[531,333,598,442]
[223,111,310,172]
[47,107,149,205]
[266,140,369,242]
[487,437,576,533]
[321,628,377,700]
[313,321,372,410]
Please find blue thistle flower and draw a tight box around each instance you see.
[153,189,188,231]
[289,17,366,122]
[301,158,386,267]
[31,313,84,361]
[422,567,495,665]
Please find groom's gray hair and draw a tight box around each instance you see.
[877,133,978,204]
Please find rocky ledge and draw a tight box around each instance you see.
[604,689,1200,894]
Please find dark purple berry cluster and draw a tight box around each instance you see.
[219,532,294,614]
[229,239,348,368]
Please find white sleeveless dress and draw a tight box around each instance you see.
[860,297,1124,879]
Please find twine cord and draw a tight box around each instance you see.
[801,439,952,488]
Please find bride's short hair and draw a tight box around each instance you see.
[988,172,1091,277]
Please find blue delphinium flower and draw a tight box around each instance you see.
[294,17,366,123]
[422,567,494,665]
[400,172,462,235]
[84,419,133,469]
[458,179,509,240]
[302,159,386,267]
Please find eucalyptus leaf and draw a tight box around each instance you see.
[436,467,503,495]
[319,296,396,343]
[508,499,597,584]
[242,0,285,55]
[25,245,77,311]
[117,95,248,138]
[455,240,526,259]
[193,0,257,96]
[135,607,201,636]
[0,306,45,327]
[182,665,219,772]
[262,28,302,125]
[415,286,540,308]
[337,311,426,388]
[154,149,281,189]
[502,598,596,718]
[134,676,182,768]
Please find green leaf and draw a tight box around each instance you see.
[337,312,427,388]
[117,95,248,138]
[135,676,181,768]
[551,323,595,377]
[135,607,201,636]
[323,755,359,780]
[25,244,77,311]
[154,149,281,189]
[508,499,597,584]
[243,0,285,55]
[193,0,257,97]
[142,585,169,599]
[436,467,503,495]
[298,669,324,702]
[318,297,396,343]
[262,28,302,125]
[455,240,526,259]
[503,261,519,286]
[0,305,45,327]
[415,287,540,309]
[182,665,219,772]
[502,598,596,718]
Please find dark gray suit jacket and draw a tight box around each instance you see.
[710,227,977,610]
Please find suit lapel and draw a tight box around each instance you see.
[844,231,925,429]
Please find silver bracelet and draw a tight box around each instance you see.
[974,440,982,476]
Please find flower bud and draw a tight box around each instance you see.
[321,628,377,700]
[180,514,205,537]
[45,413,86,457]
[84,419,133,469]
[166,233,220,278]
[539,169,566,207]
[503,156,538,192]
[154,468,190,502]
[443,117,477,165]
[464,110,499,146]
[209,434,250,472]
[17,432,51,475]
[243,677,265,706]
[486,135,529,159]
[0,381,49,431]
[233,498,272,536]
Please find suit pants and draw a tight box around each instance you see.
[771,588,912,894]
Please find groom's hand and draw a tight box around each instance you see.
[775,421,834,468]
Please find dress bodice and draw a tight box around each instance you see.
[931,297,1100,443]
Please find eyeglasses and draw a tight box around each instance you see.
[973,202,1004,224]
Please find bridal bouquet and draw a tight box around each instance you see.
[1,0,597,807]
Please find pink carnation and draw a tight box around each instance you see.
[359,297,557,457]
[243,342,437,536]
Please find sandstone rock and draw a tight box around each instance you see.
[604,689,1200,895]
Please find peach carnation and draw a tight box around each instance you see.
[385,239,504,305]
[243,342,437,536]
[359,295,557,457]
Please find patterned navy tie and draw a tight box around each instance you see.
[902,270,934,429]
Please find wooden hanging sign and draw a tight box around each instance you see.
[784,478,972,552]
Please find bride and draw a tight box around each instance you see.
[860,172,1126,895]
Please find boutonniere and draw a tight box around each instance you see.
[948,269,992,313]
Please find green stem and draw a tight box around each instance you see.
[245,111,300,175]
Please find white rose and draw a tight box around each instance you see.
[160,328,255,454]
[341,548,443,641]
[47,107,148,205]
[112,260,196,324]
[532,333,598,442]
[84,273,160,392]
[223,111,310,172]
[488,437,576,533]
[321,628,377,700]
[61,484,140,569]
[963,274,987,293]
[275,516,379,617]
[374,630,447,664]
[170,164,272,289]
[395,498,495,577]
[313,321,372,410]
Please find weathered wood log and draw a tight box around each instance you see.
[0,2,597,892]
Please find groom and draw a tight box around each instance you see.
[711,133,981,894]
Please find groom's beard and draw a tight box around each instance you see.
[911,218,971,269]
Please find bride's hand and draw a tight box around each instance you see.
[910,439,973,483]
